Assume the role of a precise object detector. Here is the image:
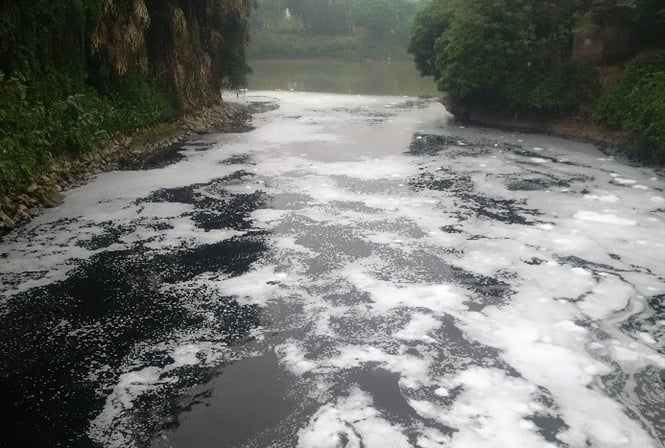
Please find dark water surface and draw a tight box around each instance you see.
[1,91,663,448]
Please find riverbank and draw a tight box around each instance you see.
[546,118,637,155]
[0,101,250,235]
[440,96,652,164]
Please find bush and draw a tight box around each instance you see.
[104,74,175,133]
[433,0,533,101]
[504,62,600,113]
[410,0,596,114]
[0,74,52,190]
[595,51,665,162]
[0,71,174,194]
[408,0,455,77]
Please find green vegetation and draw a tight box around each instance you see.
[409,0,665,161]
[595,51,665,162]
[249,0,417,60]
[0,0,253,194]
[408,0,455,76]
[250,31,367,59]
[0,73,174,190]
[410,0,597,112]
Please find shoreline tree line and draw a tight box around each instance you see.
[408,0,664,161]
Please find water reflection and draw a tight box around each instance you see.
[248,58,439,96]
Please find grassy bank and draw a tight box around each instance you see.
[0,73,174,194]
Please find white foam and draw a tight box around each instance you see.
[321,345,432,389]
[416,428,451,447]
[4,91,663,447]
[584,194,619,203]
[89,341,231,446]
[342,264,468,314]
[297,388,411,448]
[275,340,316,376]
[574,210,637,226]
[393,313,439,343]
[411,368,557,448]
[614,178,636,185]
[454,286,659,448]
[213,265,287,305]
[638,332,656,345]
[577,275,634,319]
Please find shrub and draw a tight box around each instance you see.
[0,70,174,194]
[408,0,456,77]
[0,73,52,191]
[433,0,533,101]
[595,51,665,162]
[410,0,596,114]
[504,62,600,113]
[249,29,409,60]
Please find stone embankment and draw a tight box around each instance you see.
[0,102,249,235]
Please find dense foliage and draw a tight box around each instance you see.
[409,0,665,161]
[595,51,665,161]
[0,0,252,194]
[410,0,597,112]
[408,0,455,76]
[249,0,416,59]
[0,72,173,190]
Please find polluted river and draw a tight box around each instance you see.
[1,90,664,448]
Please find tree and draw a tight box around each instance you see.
[409,0,599,112]
[352,0,400,39]
[635,0,665,47]
[433,0,533,100]
[303,0,349,35]
[408,0,456,77]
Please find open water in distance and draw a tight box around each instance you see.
[248,58,439,97]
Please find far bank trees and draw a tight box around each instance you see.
[409,0,665,161]
[250,0,418,59]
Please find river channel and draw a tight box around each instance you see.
[247,59,439,96]
[1,63,664,448]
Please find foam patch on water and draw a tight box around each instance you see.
[297,387,412,448]
[276,340,318,376]
[393,312,439,343]
[342,265,469,314]
[584,193,619,202]
[411,367,556,447]
[574,210,638,226]
[89,340,235,447]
